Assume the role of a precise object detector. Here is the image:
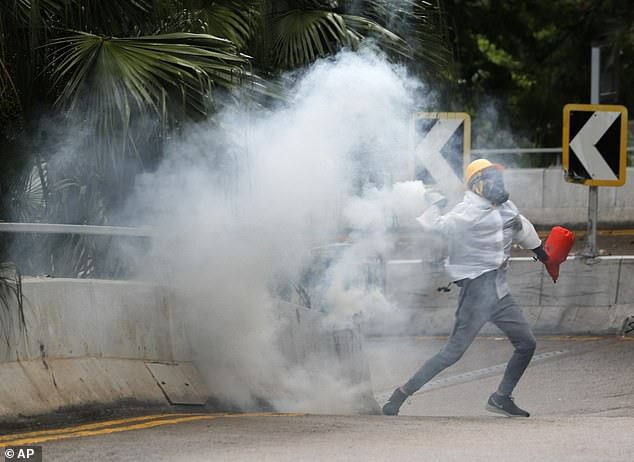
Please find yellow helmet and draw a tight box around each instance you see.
[464,159,492,184]
[464,159,503,185]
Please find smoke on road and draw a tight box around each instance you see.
[128,49,443,413]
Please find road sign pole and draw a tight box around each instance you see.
[563,47,627,259]
[585,186,598,256]
[591,46,600,103]
[583,46,601,257]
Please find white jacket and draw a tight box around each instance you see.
[416,191,541,283]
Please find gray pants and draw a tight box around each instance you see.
[402,269,536,397]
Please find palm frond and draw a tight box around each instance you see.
[201,1,258,49]
[342,14,410,56]
[403,0,453,75]
[48,31,251,120]
[272,9,351,69]
[7,160,47,223]
[343,0,452,78]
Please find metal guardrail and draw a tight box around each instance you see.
[0,223,154,237]
[471,147,562,155]
[472,146,634,155]
[1,146,632,239]
[0,223,154,278]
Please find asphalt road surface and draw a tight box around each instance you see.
[1,336,632,461]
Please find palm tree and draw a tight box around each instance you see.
[0,0,452,277]
[210,1,452,78]
[0,1,261,277]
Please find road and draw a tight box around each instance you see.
[1,336,632,461]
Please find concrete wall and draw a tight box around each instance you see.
[276,301,371,383]
[0,278,376,424]
[384,256,634,336]
[505,167,634,227]
[275,301,377,413]
[0,279,191,364]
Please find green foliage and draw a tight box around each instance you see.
[442,0,634,151]
[0,1,255,276]
[49,32,249,118]
[0,0,452,277]
[245,1,451,77]
[271,9,353,69]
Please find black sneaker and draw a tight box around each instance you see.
[382,388,408,416]
[486,393,530,417]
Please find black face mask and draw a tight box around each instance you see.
[469,167,509,205]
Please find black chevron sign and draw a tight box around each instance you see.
[411,112,471,189]
[563,104,628,186]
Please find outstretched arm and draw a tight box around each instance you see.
[515,215,561,283]
[416,190,448,231]
[515,215,541,250]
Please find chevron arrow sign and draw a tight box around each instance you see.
[563,104,628,186]
[411,112,471,192]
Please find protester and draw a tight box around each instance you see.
[383,159,557,417]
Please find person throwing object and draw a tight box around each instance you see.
[383,159,558,418]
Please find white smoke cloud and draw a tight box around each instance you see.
[129,49,433,412]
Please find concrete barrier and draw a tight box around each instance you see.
[384,256,634,336]
[0,279,191,363]
[275,301,378,413]
[0,278,376,426]
[506,167,634,227]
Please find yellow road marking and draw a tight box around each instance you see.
[1,412,304,446]
[537,229,634,238]
[1,415,215,446]
[598,229,634,236]
[0,413,193,442]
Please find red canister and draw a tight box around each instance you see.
[544,226,575,264]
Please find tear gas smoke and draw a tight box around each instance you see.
[129,49,436,412]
